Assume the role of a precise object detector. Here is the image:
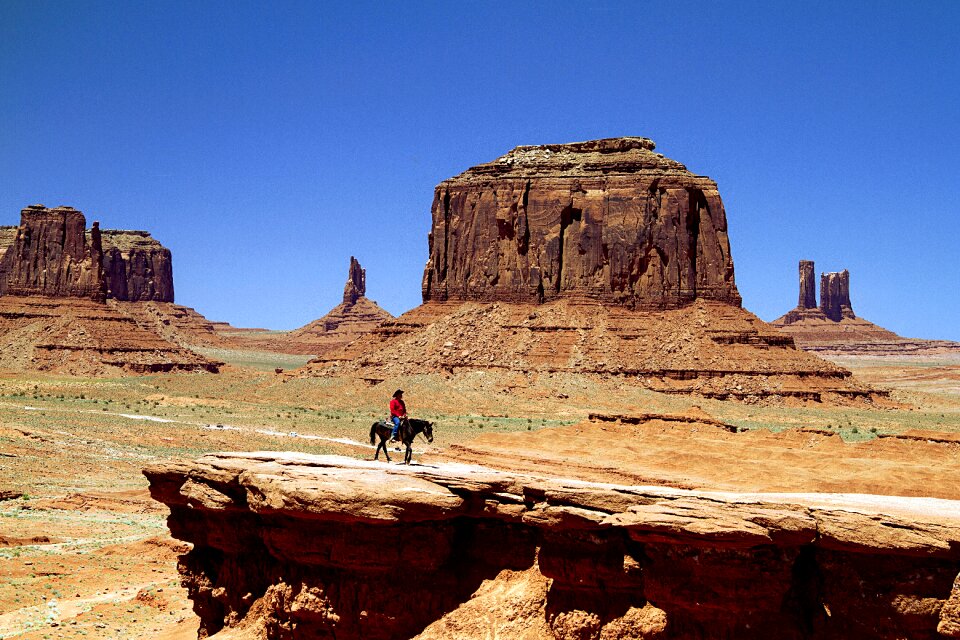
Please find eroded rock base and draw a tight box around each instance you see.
[145,453,960,639]
[305,300,882,402]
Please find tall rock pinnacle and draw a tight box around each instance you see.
[343,256,366,305]
[798,260,816,309]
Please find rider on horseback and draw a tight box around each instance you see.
[389,389,407,442]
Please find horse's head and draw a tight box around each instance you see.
[423,420,434,443]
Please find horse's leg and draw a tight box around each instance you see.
[383,436,391,463]
[405,442,412,465]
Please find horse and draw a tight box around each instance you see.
[369,417,434,464]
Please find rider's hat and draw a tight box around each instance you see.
[393,389,404,397]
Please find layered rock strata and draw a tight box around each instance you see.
[774,261,960,355]
[145,452,960,639]
[306,299,879,402]
[0,205,220,374]
[422,137,741,309]
[0,296,220,374]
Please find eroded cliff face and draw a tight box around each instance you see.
[99,230,174,302]
[145,452,960,640]
[0,205,106,301]
[421,137,740,309]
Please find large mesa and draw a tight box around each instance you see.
[305,139,879,403]
[422,137,740,309]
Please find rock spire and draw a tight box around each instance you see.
[343,256,366,305]
[798,260,816,309]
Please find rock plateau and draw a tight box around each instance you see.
[422,137,740,309]
[145,451,960,639]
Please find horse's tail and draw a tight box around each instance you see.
[369,423,377,446]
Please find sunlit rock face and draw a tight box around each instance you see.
[422,137,741,310]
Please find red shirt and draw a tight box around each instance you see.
[390,398,406,418]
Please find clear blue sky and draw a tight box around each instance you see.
[2,1,958,339]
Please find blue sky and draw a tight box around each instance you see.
[1,1,958,338]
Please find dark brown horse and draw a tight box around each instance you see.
[369,417,434,464]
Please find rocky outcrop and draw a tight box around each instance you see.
[0,206,175,304]
[774,261,960,355]
[421,137,741,310]
[819,270,854,322]
[145,452,960,639]
[0,205,106,301]
[99,230,174,302]
[284,257,393,355]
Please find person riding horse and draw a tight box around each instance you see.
[389,389,407,442]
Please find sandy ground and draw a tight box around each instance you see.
[0,354,956,638]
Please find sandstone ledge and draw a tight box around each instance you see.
[145,452,960,639]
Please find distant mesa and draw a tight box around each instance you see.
[304,138,882,403]
[0,204,220,375]
[0,204,174,303]
[772,260,960,355]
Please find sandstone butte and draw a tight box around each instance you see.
[217,256,394,355]
[302,137,878,403]
[0,204,220,374]
[772,260,960,356]
[144,451,960,640]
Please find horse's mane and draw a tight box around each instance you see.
[408,418,432,427]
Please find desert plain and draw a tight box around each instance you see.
[0,348,958,639]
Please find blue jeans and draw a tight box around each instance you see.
[391,416,401,439]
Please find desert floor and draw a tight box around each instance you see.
[0,352,957,639]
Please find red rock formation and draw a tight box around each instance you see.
[819,270,855,322]
[144,452,960,639]
[421,137,741,309]
[0,295,220,374]
[99,230,174,302]
[302,141,880,403]
[305,299,880,402]
[773,261,960,355]
[284,257,393,355]
[0,205,106,301]
[343,256,365,305]
[0,205,220,374]
[798,259,816,309]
